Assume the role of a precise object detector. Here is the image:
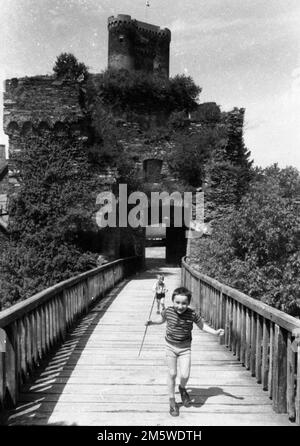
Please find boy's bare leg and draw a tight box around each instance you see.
[161,298,165,310]
[156,299,160,313]
[178,353,191,388]
[166,355,177,399]
[178,353,191,406]
[166,351,179,416]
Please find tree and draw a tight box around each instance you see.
[53,53,88,81]
[167,125,223,188]
[190,165,300,316]
[204,108,253,220]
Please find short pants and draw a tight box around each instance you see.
[156,292,165,300]
[165,340,191,359]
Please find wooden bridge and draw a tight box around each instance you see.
[0,253,299,426]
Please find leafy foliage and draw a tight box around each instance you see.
[0,133,100,309]
[86,69,201,115]
[53,53,89,81]
[204,108,253,219]
[167,125,224,188]
[190,165,300,316]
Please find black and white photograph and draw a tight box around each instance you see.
[0,0,299,434]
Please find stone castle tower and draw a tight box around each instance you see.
[107,14,171,77]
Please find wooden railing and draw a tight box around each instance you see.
[182,257,300,424]
[0,256,142,409]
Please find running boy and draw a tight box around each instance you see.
[146,286,224,416]
[152,275,167,314]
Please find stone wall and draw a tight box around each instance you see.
[3,75,88,193]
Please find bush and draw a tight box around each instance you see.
[190,165,300,316]
[0,132,100,309]
[86,69,201,115]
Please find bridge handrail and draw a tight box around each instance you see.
[0,258,136,328]
[182,257,300,425]
[0,256,142,409]
[182,258,300,335]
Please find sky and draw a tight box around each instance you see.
[0,0,300,169]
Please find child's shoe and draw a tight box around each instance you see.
[156,309,160,314]
[179,385,191,407]
[169,398,179,417]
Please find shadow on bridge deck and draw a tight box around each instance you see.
[0,259,294,426]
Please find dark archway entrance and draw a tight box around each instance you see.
[145,202,188,265]
[165,226,187,265]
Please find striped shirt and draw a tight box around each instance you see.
[161,306,204,345]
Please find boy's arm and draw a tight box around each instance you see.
[202,322,224,336]
[146,308,166,326]
[146,315,165,326]
[194,312,224,336]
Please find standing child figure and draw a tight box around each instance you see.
[153,275,167,314]
[146,286,224,416]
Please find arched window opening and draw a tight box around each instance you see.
[143,159,162,182]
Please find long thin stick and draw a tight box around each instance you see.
[138,293,156,357]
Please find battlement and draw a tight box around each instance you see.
[107,15,171,77]
[108,15,171,40]
[3,75,85,135]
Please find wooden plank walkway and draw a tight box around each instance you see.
[0,263,294,426]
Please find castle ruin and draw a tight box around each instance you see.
[2,15,230,264]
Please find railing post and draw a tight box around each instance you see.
[296,343,300,424]
[60,291,67,342]
[219,291,226,346]
[195,277,200,315]
[19,318,26,386]
[236,303,241,361]
[250,310,256,376]
[224,296,229,347]
[268,323,274,399]
[272,324,287,413]
[240,307,246,366]
[262,319,270,390]
[218,291,224,345]
[228,299,232,350]
[4,323,18,407]
[287,333,296,421]
[245,308,251,370]
[41,306,46,356]
[232,302,237,354]
[83,279,89,315]
[255,315,263,383]
[31,311,38,368]
[25,315,32,376]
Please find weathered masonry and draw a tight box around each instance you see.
[108,14,171,77]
